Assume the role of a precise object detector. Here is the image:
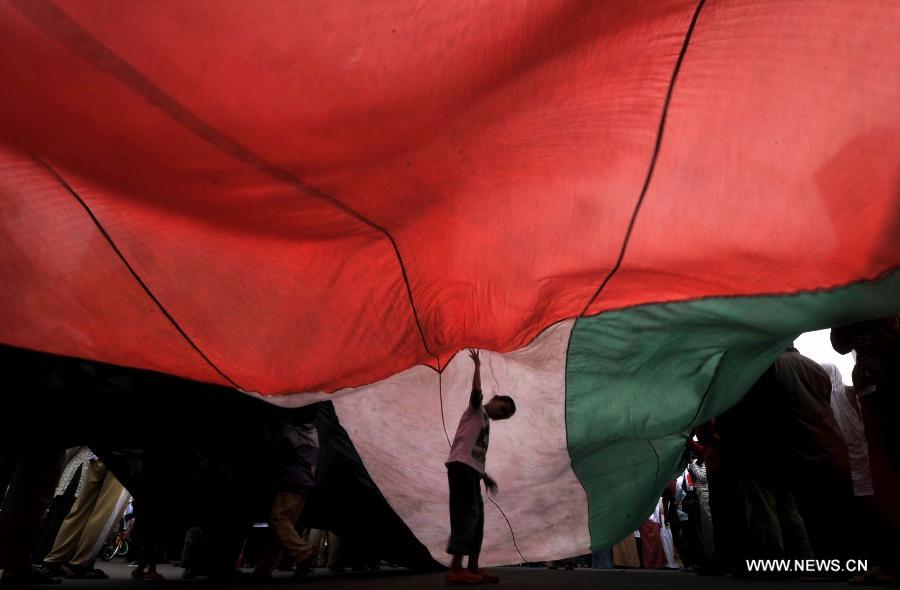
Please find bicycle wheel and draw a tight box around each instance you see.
[99,544,115,561]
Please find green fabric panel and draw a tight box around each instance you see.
[566,270,900,550]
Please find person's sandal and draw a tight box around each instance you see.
[39,564,65,579]
[445,569,483,585]
[141,571,165,582]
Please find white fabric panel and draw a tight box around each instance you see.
[332,319,590,565]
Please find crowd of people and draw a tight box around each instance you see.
[591,316,899,585]
[0,406,349,586]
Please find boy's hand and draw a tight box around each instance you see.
[483,473,498,496]
[468,349,482,408]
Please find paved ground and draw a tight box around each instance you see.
[36,561,852,590]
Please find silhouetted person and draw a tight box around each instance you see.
[131,444,176,582]
[252,410,320,579]
[832,318,900,585]
[714,352,823,575]
[445,349,516,585]
[33,448,92,563]
[0,450,65,587]
[773,349,853,563]
[42,456,129,580]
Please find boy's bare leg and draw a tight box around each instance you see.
[450,555,464,572]
[467,554,479,573]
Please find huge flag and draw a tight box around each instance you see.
[1,0,899,565]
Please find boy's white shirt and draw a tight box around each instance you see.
[447,404,490,474]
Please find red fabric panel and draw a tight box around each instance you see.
[0,1,427,392]
[588,0,900,315]
[0,148,226,386]
[1,0,898,395]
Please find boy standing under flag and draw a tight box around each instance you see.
[445,349,516,585]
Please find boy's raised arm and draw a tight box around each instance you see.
[468,349,482,409]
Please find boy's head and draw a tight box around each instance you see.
[485,395,516,420]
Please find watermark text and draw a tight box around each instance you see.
[745,559,867,574]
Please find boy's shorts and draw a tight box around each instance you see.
[446,461,484,556]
